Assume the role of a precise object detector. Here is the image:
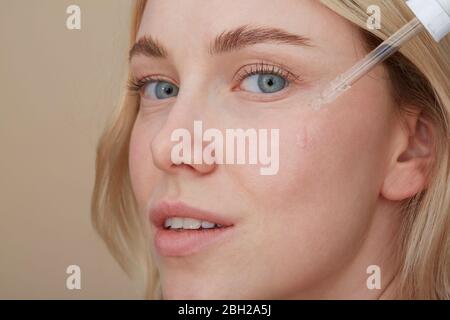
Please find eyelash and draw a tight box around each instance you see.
[127,75,167,94]
[127,61,302,93]
[234,61,301,85]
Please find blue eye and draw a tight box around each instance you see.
[143,80,179,100]
[241,73,287,94]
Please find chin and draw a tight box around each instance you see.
[161,279,236,300]
[162,287,216,300]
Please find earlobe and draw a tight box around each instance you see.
[381,114,434,201]
[381,158,431,200]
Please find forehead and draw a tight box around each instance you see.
[136,0,361,54]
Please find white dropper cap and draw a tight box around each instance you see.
[406,0,450,42]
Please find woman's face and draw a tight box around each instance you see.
[129,0,400,299]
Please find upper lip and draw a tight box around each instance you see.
[149,201,234,229]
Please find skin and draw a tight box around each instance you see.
[128,0,434,299]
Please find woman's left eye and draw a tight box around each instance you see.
[240,73,287,94]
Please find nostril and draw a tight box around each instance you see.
[170,163,196,171]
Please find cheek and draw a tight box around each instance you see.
[128,118,161,212]
[265,74,394,214]
[129,124,147,207]
[231,85,393,264]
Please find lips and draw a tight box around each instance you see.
[149,201,235,257]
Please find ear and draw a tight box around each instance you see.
[381,111,435,201]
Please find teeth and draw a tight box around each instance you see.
[164,217,222,230]
[164,218,172,228]
[183,218,201,230]
[170,217,184,229]
[201,221,215,229]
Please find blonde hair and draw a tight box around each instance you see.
[91,0,450,299]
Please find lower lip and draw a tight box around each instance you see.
[154,226,234,257]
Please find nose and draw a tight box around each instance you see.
[150,100,218,176]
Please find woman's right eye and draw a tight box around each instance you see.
[142,80,179,100]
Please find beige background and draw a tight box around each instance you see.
[0,0,143,299]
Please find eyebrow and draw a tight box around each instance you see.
[210,25,312,54]
[129,24,312,61]
[129,36,167,60]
